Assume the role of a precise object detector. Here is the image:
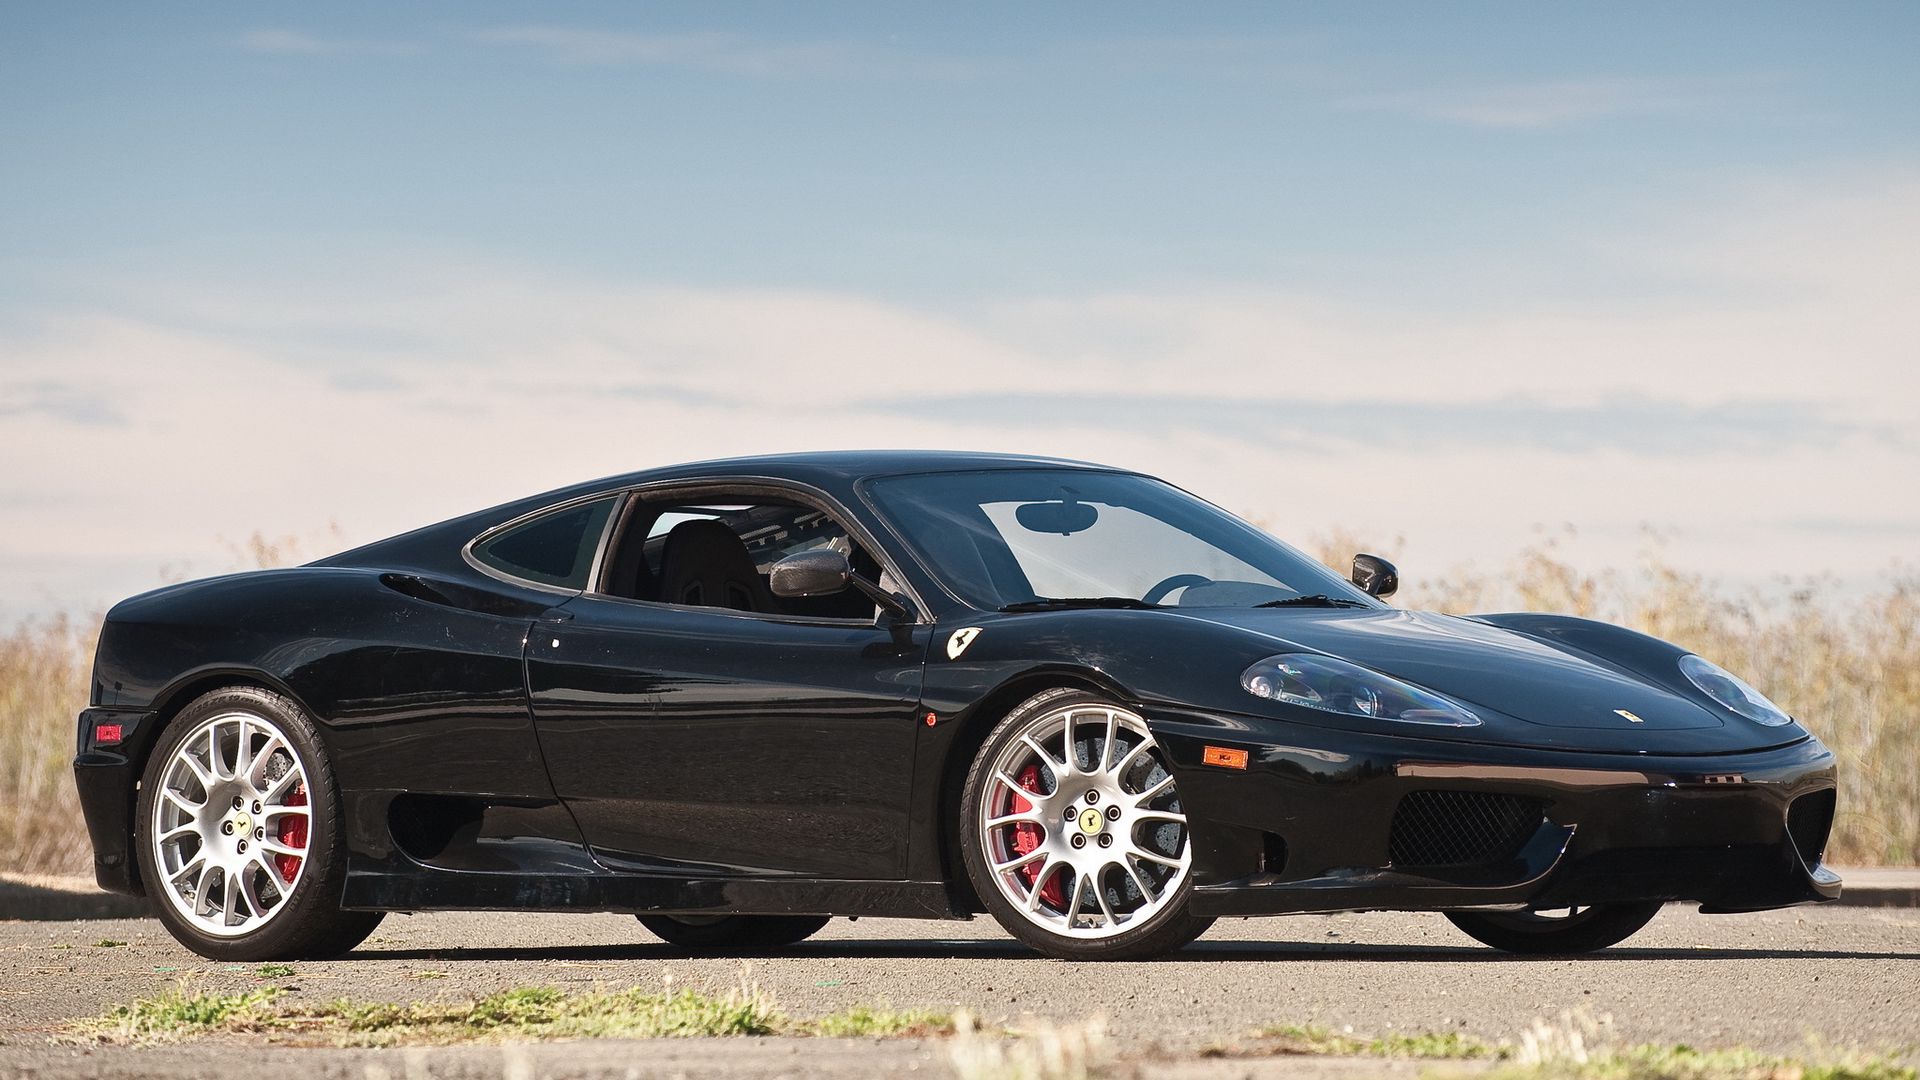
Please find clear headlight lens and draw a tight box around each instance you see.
[1240,653,1480,727]
[1678,654,1793,726]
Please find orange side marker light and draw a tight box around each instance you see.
[1202,745,1248,769]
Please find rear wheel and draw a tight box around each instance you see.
[960,688,1213,960]
[1446,902,1662,954]
[135,686,382,960]
[637,914,831,948]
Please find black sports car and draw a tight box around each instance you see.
[74,451,1839,961]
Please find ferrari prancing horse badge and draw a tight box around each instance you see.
[946,627,982,659]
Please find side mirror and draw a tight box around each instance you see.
[1351,553,1398,598]
[769,548,852,598]
[769,549,914,621]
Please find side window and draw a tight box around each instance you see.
[599,495,885,619]
[471,496,619,590]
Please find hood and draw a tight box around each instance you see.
[1158,606,1802,755]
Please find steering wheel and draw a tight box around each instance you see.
[1142,574,1211,605]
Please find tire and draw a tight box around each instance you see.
[959,688,1213,961]
[637,914,832,948]
[134,686,383,961]
[1446,901,1663,954]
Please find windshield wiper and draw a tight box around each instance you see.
[1255,594,1372,609]
[999,596,1164,613]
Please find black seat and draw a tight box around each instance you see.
[655,520,774,613]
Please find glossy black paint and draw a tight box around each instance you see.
[527,595,929,879]
[73,451,1840,923]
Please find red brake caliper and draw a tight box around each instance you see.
[1008,765,1064,909]
[275,784,308,884]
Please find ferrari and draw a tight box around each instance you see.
[74,451,1839,961]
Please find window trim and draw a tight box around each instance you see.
[581,476,927,626]
[462,491,628,597]
[465,475,929,626]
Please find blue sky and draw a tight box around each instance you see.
[2,4,1916,614]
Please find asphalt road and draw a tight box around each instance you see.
[2,904,1916,1077]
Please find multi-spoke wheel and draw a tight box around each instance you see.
[149,710,311,936]
[134,686,382,961]
[1446,901,1662,954]
[960,688,1213,960]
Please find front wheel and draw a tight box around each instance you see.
[134,686,383,961]
[959,688,1213,960]
[637,914,831,949]
[1446,902,1663,954]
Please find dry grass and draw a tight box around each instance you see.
[0,614,96,874]
[2,530,1914,874]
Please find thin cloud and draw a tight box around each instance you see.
[1345,76,1769,129]
[0,381,124,427]
[851,392,1873,457]
[469,26,974,79]
[3,175,1915,618]
[236,29,419,58]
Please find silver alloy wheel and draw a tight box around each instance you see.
[977,703,1191,939]
[150,710,313,938]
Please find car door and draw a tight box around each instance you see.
[526,495,931,880]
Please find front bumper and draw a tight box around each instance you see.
[1146,706,1841,918]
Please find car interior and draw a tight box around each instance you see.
[598,495,891,620]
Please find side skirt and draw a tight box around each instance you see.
[340,860,964,920]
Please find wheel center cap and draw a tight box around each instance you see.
[1076,807,1105,835]
[233,812,252,834]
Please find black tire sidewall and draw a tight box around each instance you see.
[958,688,1212,961]
[134,686,371,961]
[1446,901,1663,954]
[636,914,832,948]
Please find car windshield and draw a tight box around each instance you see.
[863,469,1380,611]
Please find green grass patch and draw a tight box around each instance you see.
[319,985,783,1043]
[1245,1023,1504,1060]
[811,1004,953,1039]
[1488,1044,1916,1080]
[92,939,126,948]
[1217,1021,1915,1080]
[77,984,288,1043]
[253,964,296,980]
[71,982,950,1047]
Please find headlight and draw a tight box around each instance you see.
[1241,654,1480,727]
[1678,654,1792,726]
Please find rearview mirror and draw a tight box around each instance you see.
[1351,553,1398,598]
[769,548,851,597]
[769,549,914,622]
[1015,500,1098,535]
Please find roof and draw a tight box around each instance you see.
[316,450,1130,575]
[606,449,1119,488]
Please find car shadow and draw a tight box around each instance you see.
[356,938,1920,964]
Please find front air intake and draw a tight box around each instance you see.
[1388,790,1543,869]
[1786,788,1836,866]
